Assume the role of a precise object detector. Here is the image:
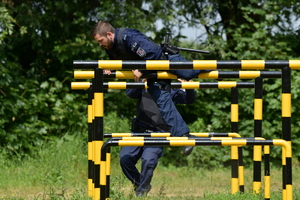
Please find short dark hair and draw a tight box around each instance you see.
[90,21,115,38]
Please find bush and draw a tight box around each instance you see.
[0,75,87,157]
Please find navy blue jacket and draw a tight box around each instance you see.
[126,86,196,104]
[106,28,162,60]
[104,28,209,80]
[126,80,195,131]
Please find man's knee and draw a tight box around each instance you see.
[142,154,160,168]
[120,155,136,166]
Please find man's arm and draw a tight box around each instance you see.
[123,29,163,76]
[171,89,196,104]
[132,69,143,82]
[171,79,196,104]
[123,29,162,60]
[125,78,144,99]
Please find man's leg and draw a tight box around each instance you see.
[169,54,212,80]
[136,146,164,196]
[147,82,194,155]
[147,83,189,137]
[119,146,143,188]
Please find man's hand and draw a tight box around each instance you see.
[104,70,112,75]
[132,69,143,82]
[177,78,193,82]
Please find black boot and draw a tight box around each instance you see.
[182,133,195,156]
[136,185,151,197]
[183,146,194,156]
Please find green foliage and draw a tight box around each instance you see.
[1,0,300,169]
[0,75,87,156]
[1,135,300,199]
[0,133,89,199]
[0,6,27,44]
[104,111,131,133]
[103,111,130,160]
[174,0,300,59]
[104,89,136,120]
[109,175,129,199]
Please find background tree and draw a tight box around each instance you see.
[0,0,180,156]
[1,0,300,167]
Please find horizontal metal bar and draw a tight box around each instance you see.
[73,60,300,70]
[71,81,255,90]
[73,70,282,79]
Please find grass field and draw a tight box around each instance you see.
[0,135,299,200]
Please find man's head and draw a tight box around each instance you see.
[90,21,115,50]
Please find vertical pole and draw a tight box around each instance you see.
[88,87,94,197]
[92,78,96,199]
[238,147,244,193]
[230,87,239,194]
[264,145,270,200]
[93,68,104,200]
[231,87,245,193]
[105,147,111,199]
[282,66,292,200]
[253,77,263,193]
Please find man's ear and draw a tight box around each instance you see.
[106,32,114,40]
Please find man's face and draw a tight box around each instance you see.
[94,33,113,50]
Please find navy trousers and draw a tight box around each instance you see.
[147,84,189,136]
[147,54,209,136]
[169,54,211,80]
[120,146,164,194]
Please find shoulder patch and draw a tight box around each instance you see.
[131,42,137,51]
[136,47,146,57]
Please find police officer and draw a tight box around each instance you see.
[90,20,205,155]
[120,76,196,196]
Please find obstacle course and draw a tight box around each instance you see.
[72,60,298,200]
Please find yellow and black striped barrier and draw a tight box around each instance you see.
[101,137,291,200]
[100,136,268,197]
[84,79,254,199]
[103,132,244,195]
[74,70,282,80]
[73,60,300,70]
[103,132,241,138]
[74,61,293,200]
[71,81,255,90]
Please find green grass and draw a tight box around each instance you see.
[0,134,299,199]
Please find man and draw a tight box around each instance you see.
[120,76,196,196]
[90,20,206,155]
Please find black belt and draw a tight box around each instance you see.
[135,126,156,133]
[160,52,168,60]
[147,79,171,86]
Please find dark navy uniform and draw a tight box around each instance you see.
[120,82,195,196]
[107,28,203,137]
